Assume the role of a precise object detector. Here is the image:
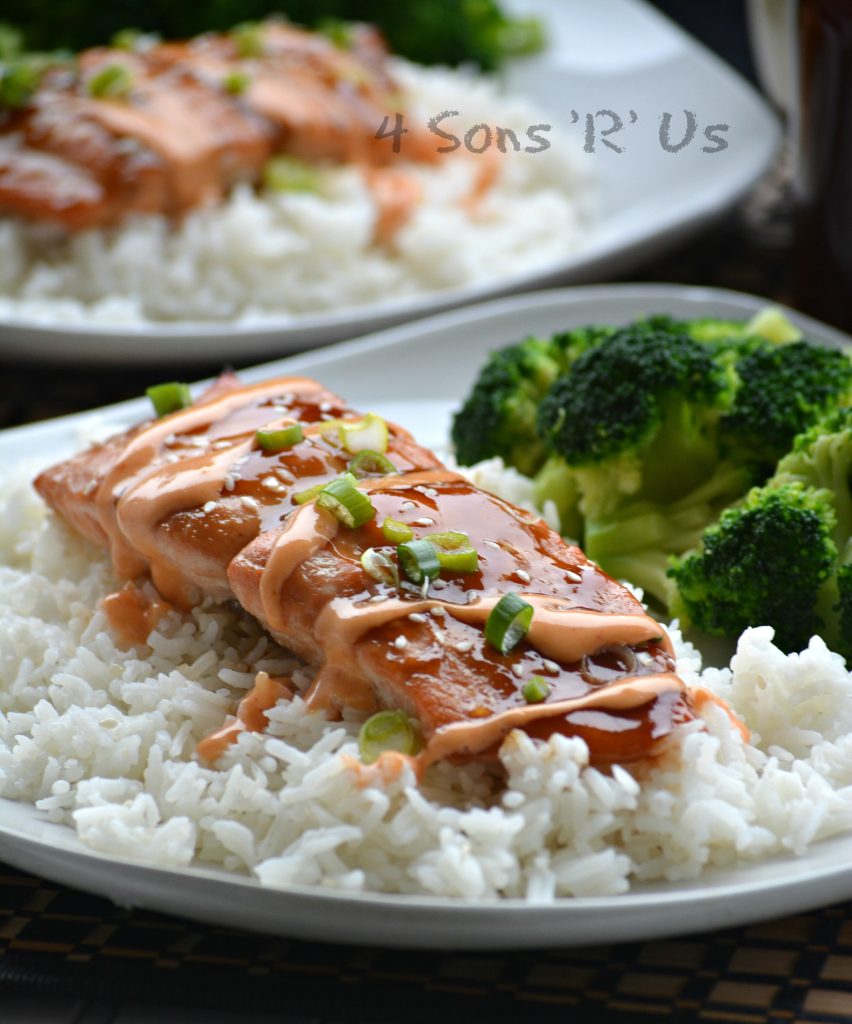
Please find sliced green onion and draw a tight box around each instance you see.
[358,709,421,764]
[146,382,191,417]
[316,473,375,529]
[382,518,413,544]
[88,63,134,100]
[397,539,441,585]
[425,531,479,573]
[349,449,396,478]
[256,423,303,452]
[223,70,251,95]
[317,17,355,49]
[485,592,534,654]
[263,155,320,193]
[0,53,63,108]
[231,21,264,58]
[110,28,159,51]
[339,413,388,455]
[293,483,324,505]
[360,547,399,587]
[522,676,550,704]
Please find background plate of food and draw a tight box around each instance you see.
[0,0,779,362]
[0,283,849,950]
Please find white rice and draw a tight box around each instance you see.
[1,457,851,899]
[0,62,593,326]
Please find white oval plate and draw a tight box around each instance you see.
[0,0,780,364]
[0,284,850,949]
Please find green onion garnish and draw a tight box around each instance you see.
[360,547,399,587]
[109,28,160,52]
[381,518,413,544]
[317,17,355,50]
[397,539,441,585]
[316,473,375,529]
[358,709,421,764]
[293,483,324,505]
[256,423,303,452]
[425,531,479,573]
[231,22,264,58]
[88,63,134,100]
[263,156,320,194]
[522,676,550,704]
[339,413,388,455]
[349,449,396,478]
[485,592,534,654]
[146,382,191,417]
[0,53,64,109]
[223,70,251,95]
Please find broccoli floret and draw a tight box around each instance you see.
[670,408,852,659]
[720,340,852,468]
[451,325,609,476]
[451,337,562,476]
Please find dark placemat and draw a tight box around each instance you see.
[3,864,852,1022]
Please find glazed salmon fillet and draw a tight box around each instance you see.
[34,376,694,767]
[34,374,442,605]
[0,22,437,231]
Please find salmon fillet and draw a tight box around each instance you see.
[0,22,437,231]
[34,375,694,767]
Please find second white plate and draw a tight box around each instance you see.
[0,0,779,363]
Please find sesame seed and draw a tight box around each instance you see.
[542,659,559,673]
[203,500,217,513]
[455,640,474,653]
[430,606,446,618]
[399,500,416,511]
[223,473,236,491]
[319,401,333,412]
[164,433,177,445]
[424,488,439,498]
[566,570,582,583]
[211,440,231,450]
[240,496,259,510]
[466,591,478,604]
[369,594,385,603]
[484,540,501,550]
[393,635,408,650]
[431,578,447,591]
[408,613,428,623]
[262,477,283,491]
[412,517,434,527]
[515,569,531,584]
[511,663,525,679]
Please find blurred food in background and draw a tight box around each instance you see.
[0,1,544,71]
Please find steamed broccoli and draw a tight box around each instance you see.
[720,340,852,470]
[531,314,851,608]
[533,318,753,602]
[670,408,851,658]
[450,325,609,477]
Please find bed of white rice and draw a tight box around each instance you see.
[0,62,592,326]
[1,457,851,901]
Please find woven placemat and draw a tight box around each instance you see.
[3,864,852,1022]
